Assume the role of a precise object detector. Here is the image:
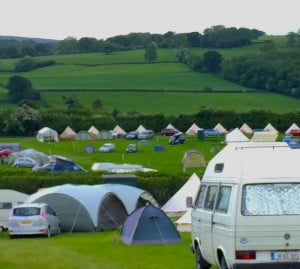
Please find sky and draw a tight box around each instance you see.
[1,0,299,40]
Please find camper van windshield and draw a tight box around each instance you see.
[242,183,300,216]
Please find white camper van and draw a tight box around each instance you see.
[0,190,28,231]
[190,142,300,269]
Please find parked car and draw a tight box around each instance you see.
[99,143,115,152]
[203,129,223,136]
[126,144,138,153]
[169,132,185,145]
[126,131,139,140]
[13,157,35,168]
[160,128,178,136]
[8,203,61,238]
[0,149,13,157]
[138,130,154,140]
[290,129,300,136]
[33,161,87,172]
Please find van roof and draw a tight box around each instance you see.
[203,142,300,182]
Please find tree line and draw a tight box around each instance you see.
[0,25,264,58]
[0,104,299,137]
[175,39,300,98]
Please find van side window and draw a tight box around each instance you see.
[216,186,232,213]
[0,202,12,209]
[195,185,207,208]
[204,186,218,210]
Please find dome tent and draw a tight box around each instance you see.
[36,127,58,142]
[121,205,182,245]
[26,184,157,232]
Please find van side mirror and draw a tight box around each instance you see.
[186,197,193,208]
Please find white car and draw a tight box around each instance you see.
[8,203,61,238]
[99,143,115,152]
[13,157,35,168]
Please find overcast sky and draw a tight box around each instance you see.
[1,0,299,40]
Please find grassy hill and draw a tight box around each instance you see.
[0,35,299,115]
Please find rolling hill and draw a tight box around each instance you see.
[0,35,299,115]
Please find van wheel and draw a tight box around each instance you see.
[220,256,228,269]
[195,246,210,269]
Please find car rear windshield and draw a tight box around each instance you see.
[242,183,300,216]
[13,207,40,216]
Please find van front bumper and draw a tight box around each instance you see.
[233,263,300,269]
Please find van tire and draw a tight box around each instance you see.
[195,246,210,269]
[220,256,228,269]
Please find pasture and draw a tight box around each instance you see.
[0,40,298,115]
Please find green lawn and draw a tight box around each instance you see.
[0,136,223,175]
[0,231,198,269]
[41,91,300,115]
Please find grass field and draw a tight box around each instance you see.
[0,231,205,269]
[0,135,223,175]
[0,135,224,269]
[0,37,298,115]
[40,91,300,114]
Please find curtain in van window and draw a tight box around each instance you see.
[242,184,300,216]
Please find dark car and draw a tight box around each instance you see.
[169,132,185,145]
[126,144,138,153]
[33,161,86,172]
[160,128,178,136]
[126,131,139,140]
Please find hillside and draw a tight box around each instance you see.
[0,35,299,115]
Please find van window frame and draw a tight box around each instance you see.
[215,185,232,213]
[194,184,207,208]
[203,185,218,211]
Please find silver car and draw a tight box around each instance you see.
[99,143,115,152]
[13,157,35,168]
[8,203,61,238]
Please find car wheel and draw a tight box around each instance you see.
[195,246,210,269]
[15,164,20,167]
[46,226,51,238]
[220,256,228,269]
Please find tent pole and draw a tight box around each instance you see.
[71,204,82,233]
[153,218,166,245]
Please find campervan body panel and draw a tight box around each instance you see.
[0,190,28,230]
[191,142,300,269]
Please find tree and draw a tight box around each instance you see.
[287,32,298,47]
[7,76,35,103]
[144,42,157,63]
[62,95,82,109]
[4,104,41,135]
[92,99,102,110]
[203,51,223,73]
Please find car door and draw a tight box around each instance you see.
[45,206,60,233]
[192,184,219,265]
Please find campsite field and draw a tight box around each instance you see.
[0,231,213,269]
[0,135,223,175]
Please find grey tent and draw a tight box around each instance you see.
[26,184,157,232]
[182,150,206,171]
[121,205,182,245]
